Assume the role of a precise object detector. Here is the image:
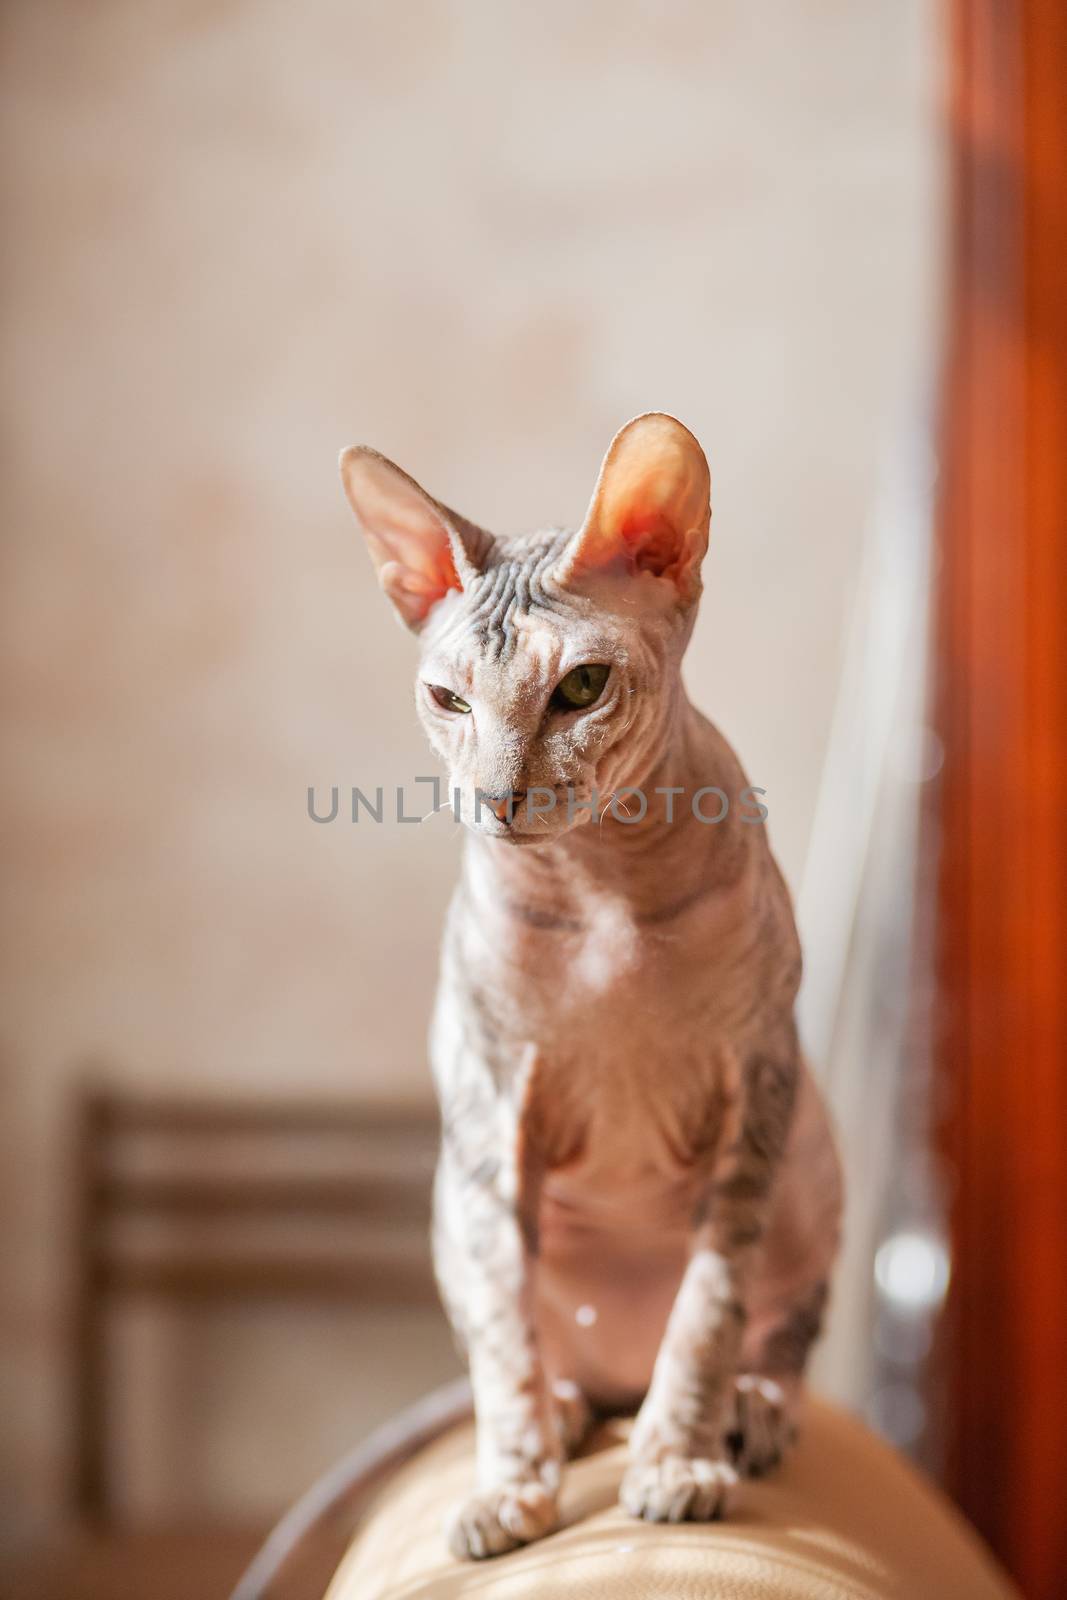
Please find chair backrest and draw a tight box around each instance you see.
[72,1081,439,1520]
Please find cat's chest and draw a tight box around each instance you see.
[537,893,648,1002]
[461,880,754,1051]
[486,903,741,1163]
[493,916,680,1066]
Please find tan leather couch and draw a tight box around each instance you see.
[325,1398,1017,1600]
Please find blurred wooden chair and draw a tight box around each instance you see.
[72,1083,439,1521]
[8,1082,439,1600]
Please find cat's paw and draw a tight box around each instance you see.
[446,1480,559,1560]
[552,1377,593,1456]
[620,1456,738,1523]
[726,1374,797,1478]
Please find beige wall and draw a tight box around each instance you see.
[0,0,937,1542]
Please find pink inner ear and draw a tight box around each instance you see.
[374,539,461,627]
[618,509,683,579]
[394,535,461,603]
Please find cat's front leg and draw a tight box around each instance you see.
[621,1079,788,1523]
[434,1126,560,1559]
[622,1039,799,1522]
[620,1223,747,1522]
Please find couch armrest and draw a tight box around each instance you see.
[325,1396,1017,1600]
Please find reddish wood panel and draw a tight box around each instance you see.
[938,2,1067,1594]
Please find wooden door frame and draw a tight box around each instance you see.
[937,3,1067,1594]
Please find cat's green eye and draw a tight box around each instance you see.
[551,663,610,711]
[428,684,472,715]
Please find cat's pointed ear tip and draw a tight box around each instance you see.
[624,410,688,427]
[615,412,705,449]
[339,446,397,513]
[338,443,376,479]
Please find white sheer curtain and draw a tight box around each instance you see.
[797,421,947,1457]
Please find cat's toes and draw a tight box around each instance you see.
[446,1480,559,1560]
[620,1456,738,1523]
[552,1377,594,1456]
[726,1375,797,1478]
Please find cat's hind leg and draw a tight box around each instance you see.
[727,1280,828,1478]
[551,1377,594,1457]
[726,1374,798,1478]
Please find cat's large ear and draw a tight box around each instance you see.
[555,413,710,602]
[339,446,493,630]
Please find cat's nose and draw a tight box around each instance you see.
[483,790,525,825]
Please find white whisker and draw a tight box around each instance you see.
[420,800,452,822]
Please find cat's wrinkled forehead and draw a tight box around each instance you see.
[421,531,576,662]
